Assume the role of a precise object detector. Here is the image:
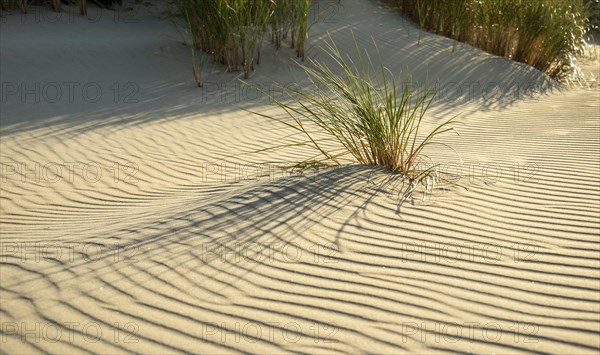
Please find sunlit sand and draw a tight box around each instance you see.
[1,1,599,353]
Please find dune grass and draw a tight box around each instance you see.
[179,0,310,80]
[390,0,591,80]
[249,35,457,183]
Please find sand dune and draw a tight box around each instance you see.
[1,0,599,353]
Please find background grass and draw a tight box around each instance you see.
[388,0,592,80]
[179,0,310,80]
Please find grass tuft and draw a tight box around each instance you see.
[247,35,458,183]
[389,0,592,80]
[179,0,311,80]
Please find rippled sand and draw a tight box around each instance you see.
[1,1,599,353]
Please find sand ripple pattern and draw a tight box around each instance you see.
[1,1,599,354]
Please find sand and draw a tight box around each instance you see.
[1,0,599,353]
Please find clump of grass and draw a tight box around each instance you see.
[389,0,590,79]
[180,0,311,80]
[269,0,310,58]
[249,35,457,183]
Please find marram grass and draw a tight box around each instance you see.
[248,35,457,183]
[390,0,591,80]
[179,0,310,80]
